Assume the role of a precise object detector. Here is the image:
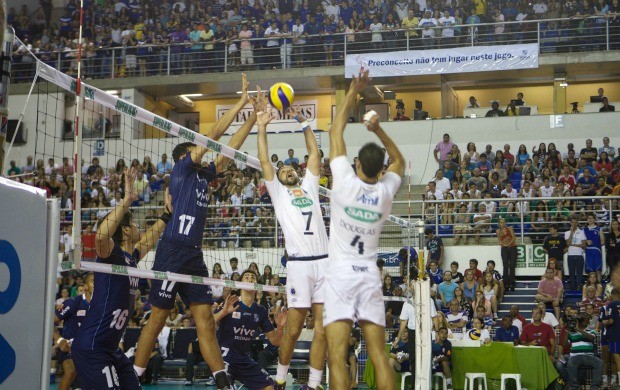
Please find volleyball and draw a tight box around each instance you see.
[268,82,295,111]
[468,329,482,340]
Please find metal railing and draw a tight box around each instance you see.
[11,15,620,82]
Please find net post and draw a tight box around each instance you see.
[0,26,14,174]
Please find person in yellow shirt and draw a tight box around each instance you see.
[505,101,519,116]
[401,9,420,45]
[134,21,145,40]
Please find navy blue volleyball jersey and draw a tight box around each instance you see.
[56,294,91,340]
[73,244,140,353]
[217,301,274,361]
[161,153,216,247]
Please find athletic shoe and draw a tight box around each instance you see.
[274,381,286,390]
[185,381,193,386]
[205,377,215,386]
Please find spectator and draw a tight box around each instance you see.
[398,246,418,280]
[465,317,491,343]
[472,290,492,319]
[496,218,517,291]
[584,213,605,283]
[434,133,455,170]
[437,271,458,309]
[599,137,616,160]
[556,313,603,389]
[606,219,620,273]
[433,169,451,193]
[546,257,564,280]
[543,224,567,271]
[478,272,499,317]
[347,325,361,389]
[509,305,526,334]
[428,260,444,285]
[425,228,444,268]
[227,257,242,278]
[453,203,471,245]
[283,148,299,165]
[494,315,520,342]
[388,329,410,374]
[600,97,615,112]
[466,96,479,108]
[446,299,468,338]
[535,268,564,320]
[431,327,453,389]
[565,215,587,291]
[472,204,492,244]
[520,307,556,361]
[583,271,604,300]
[580,285,604,312]
[485,101,505,117]
[537,302,560,329]
[184,338,214,386]
[449,262,464,284]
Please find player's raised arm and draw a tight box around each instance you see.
[329,69,370,161]
[265,307,288,346]
[257,106,278,182]
[190,73,250,163]
[289,107,320,176]
[214,87,265,172]
[364,113,405,178]
[213,295,240,324]
[96,168,138,259]
[135,187,173,260]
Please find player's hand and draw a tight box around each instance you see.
[287,106,306,123]
[58,339,71,353]
[350,68,371,94]
[240,73,250,104]
[275,306,288,328]
[164,187,173,214]
[364,112,381,133]
[392,339,399,347]
[222,294,240,315]
[124,167,139,203]
[257,110,277,127]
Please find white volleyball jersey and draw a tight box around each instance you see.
[265,170,328,258]
[328,156,402,262]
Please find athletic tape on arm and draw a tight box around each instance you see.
[36,61,413,228]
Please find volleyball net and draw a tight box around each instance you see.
[7,40,421,299]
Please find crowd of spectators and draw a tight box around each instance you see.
[9,0,620,80]
[426,134,620,243]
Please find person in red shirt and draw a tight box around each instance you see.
[468,259,483,283]
[535,268,564,319]
[81,223,97,262]
[520,307,556,361]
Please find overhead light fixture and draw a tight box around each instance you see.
[181,93,203,98]
[236,90,258,94]
[105,90,120,95]
[384,90,393,93]
[560,81,568,87]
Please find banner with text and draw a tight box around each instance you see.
[345,44,539,78]
[216,100,318,133]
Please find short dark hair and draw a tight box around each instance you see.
[172,142,196,163]
[424,227,433,235]
[470,258,478,265]
[241,269,257,280]
[97,211,132,245]
[358,142,385,178]
[451,261,459,267]
[487,260,496,267]
[230,257,239,263]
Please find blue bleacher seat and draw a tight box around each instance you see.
[438,225,454,237]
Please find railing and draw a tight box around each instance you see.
[11,15,620,82]
[58,194,619,252]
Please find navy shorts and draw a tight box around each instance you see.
[72,348,141,390]
[57,349,72,363]
[585,249,602,272]
[610,341,620,354]
[226,356,274,389]
[149,241,213,310]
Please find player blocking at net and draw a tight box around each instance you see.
[133,74,258,389]
[323,69,405,390]
[214,270,288,388]
[256,105,329,390]
[71,168,172,389]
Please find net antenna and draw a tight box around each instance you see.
[0,24,15,174]
[71,0,86,269]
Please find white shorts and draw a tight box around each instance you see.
[285,258,327,308]
[323,259,385,327]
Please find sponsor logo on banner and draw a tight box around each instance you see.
[178,127,196,142]
[153,117,173,132]
[234,151,248,163]
[114,100,138,117]
[529,245,547,268]
[69,80,95,100]
[516,245,526,268]
[291,197,313,208]
[154,271,167,280]
[207,140,222,153]
[345,44,539,78]
[111,264,128,275]
[225,280,235,288]
[192,275,203,284]
[345,207,382,223]
[253,283,263,291]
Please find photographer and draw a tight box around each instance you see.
[556,312,603,389]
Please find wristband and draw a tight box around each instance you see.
[56,337,66,345]
[300,121,310,129]
[160,211,172,224]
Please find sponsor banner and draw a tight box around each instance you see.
[345,44,539,78]
[517,244,548,269]
[215,100,318,134]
